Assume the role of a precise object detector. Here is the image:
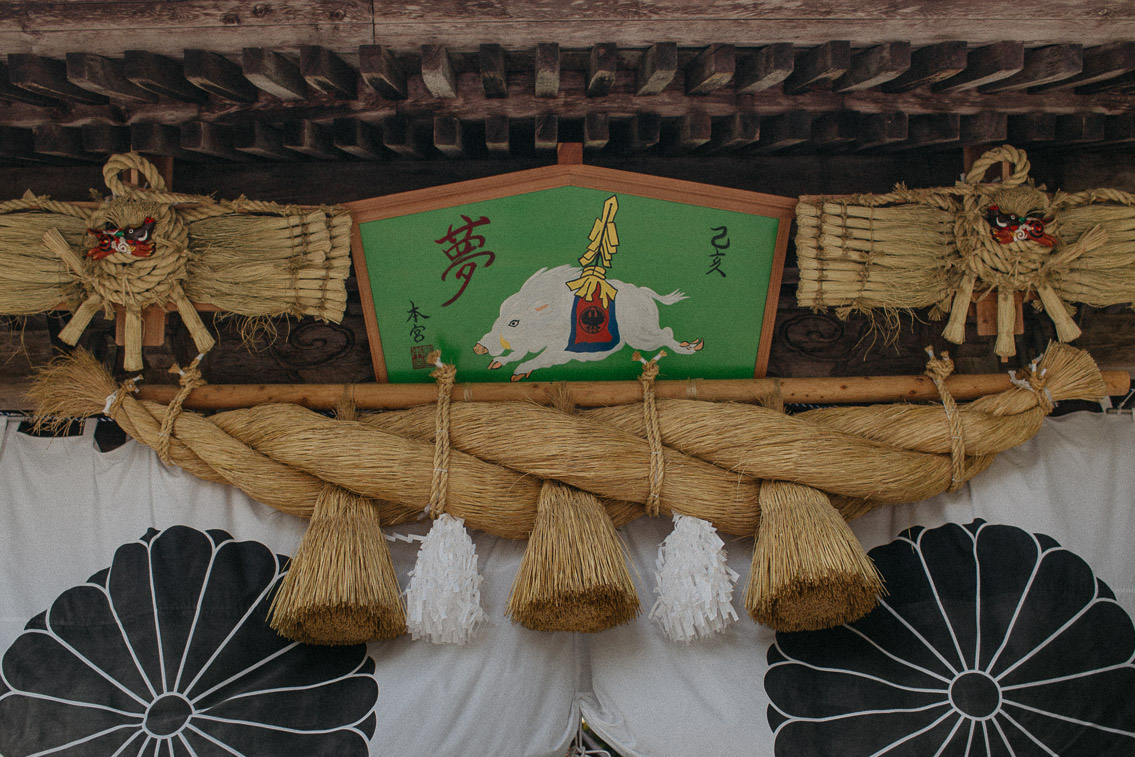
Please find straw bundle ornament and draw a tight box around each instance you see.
[506,384,639,632]
[402,352,486,645]
[30,343,1109,635]
[0,152,350,370]
[796,144,1135,357]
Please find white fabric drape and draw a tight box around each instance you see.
[1,413,1132,755]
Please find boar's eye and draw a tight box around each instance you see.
[508,319,520,327]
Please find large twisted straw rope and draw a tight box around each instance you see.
[31,343,1106,541]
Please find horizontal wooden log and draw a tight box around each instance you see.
[685,43,734,95]
[677,109,712,151]
[82,123,130,154]
[1033,42,1135,93]
[183,49,257,102]
[857,111,907,149]
[71,370,1126,412]
[32,124,98,161]
[0,61,58,105]
[0,126,35,159]
[282,120,342,159]
[811,110,858,148]
[233,121,293,160]
[1056,112,1107,143]
[333,118,385,159]
[8,53,107,105]
[756,110,812,152]
[382,114,425,158]
[65,53,157,104]
[895,112,960,149]
[960,111,1007,145]
[1100,113,1135,145]
[242,48,308,101]
[181,121,245,161]
[131,122,195,158]
[709,110,759,152]
[1008,113,1057,143]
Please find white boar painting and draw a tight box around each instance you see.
[349,170,794,383]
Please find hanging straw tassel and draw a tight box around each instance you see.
[746,479,883,632]
[269,481,407,644]
[637,351,739,642]
[403,352,486,645]
[506,383,639,632]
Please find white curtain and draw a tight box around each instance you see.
[2,413,1133,756]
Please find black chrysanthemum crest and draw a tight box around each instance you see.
[765,521,1135,755]
[0,526,379,756]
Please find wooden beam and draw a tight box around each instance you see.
[0,126,35,160]
[584,112,609,151]
[233,121,293,160]
[32,124,97,161]
[0,61,58,106]
[242,48,308,101]
[811,110,858,149]
[534,113,558,151]
[881,41,967,93]
[1100,113,1135,145]
[479,43,508,98]
[857,111,907,150]
[124,50,207,102]
[421,44,458,99]
[685,43,734,95]
[755,110,812,152]
[7,53,108,105]
[635,42,677,96]
[677,109,712,151]
[484,114,510,154]
[934,42,1024,92]
[709,111,759,152]
[960,111,1007,145]
[630,112,661,151]
[896,113,960,149]
[332,118,384,159]
[358,45,407,99]
[282,120,342,159]
[65,53,156,103]
[131,122,194,158]
[735,43,794,94]
[382,115,425,158]
[1032,42,1135,93]
[783,41,850,95]
[82,123,130,154]
[299,46,357,99]
[183,49,257,102]
[587,43,617,97]
[180,121,245,161]
[1008,113,1057,144]
[833,42,910,93]
[1056,112,1106,143]
[535,43,560,98]
[980,44,1083,93]
[433,116,465,157]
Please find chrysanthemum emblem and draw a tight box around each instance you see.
[0,526,379,756]
[765,521,1135,755]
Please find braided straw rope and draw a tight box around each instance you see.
[427,351,456,518]
[635,351,666,517]
[923,348,966,491]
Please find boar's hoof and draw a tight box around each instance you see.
[488,360,502,370]
[681,339,704,352]
[473,343,488,355]
[510,372,530,382]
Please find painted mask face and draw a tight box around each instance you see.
[987,205,1056,247]
[88,218,157,260]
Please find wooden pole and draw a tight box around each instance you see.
[109,370,1131,411]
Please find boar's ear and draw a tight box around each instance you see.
[534,303,549,312]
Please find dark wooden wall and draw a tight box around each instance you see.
[0,1,1133,404]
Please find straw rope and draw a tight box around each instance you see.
[635,351,666,517]
[923,348,966,491]
[427,351,456,519]
[156,354,207,466]
[29,343,1106,541]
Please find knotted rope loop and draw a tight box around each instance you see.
[427,350,457,519]
[156,354,207,465]
[103,375,142,418]
[964,144,1031,188]
[923,347,967,491]
[1008,357,1055,414]
[103,152,169,197]
[635,350,667,517]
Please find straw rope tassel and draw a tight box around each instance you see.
[268,398,406,645]
[403,352,486,645]
[641,352,739,642]
[506,383,639,632]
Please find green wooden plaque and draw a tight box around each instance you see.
[346,160,795,383]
